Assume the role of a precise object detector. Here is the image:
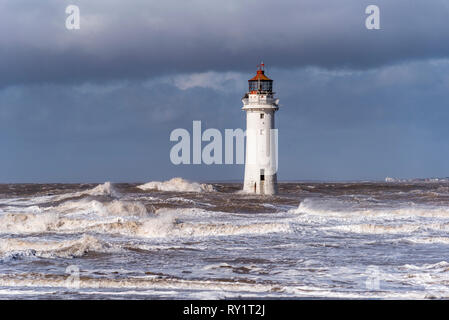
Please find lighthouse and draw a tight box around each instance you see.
[242,63,279,195]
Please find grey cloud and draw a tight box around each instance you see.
[1,0,449,87]
[2,59,449,182]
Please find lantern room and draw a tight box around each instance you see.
[248,63,273,93]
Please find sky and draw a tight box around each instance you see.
[1,0,449,183]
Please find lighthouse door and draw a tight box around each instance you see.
[260,169,265,195]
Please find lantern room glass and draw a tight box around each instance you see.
[248,80,273,92]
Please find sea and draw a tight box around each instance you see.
[1,177,449,299]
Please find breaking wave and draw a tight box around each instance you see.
[399,261,449,271]
[0,273,277,293]
[404,237,449,244]
[137,178,215,193]
[0,182,119,209]
[290,198,449,218]
[5,181,449,299]
[327,223,421,234]
[0,211,290,238]
[82,182,119,197]
[0,235,111,260]
[52,199,148,217]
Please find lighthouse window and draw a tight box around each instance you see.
[260,114,264,119]
[260,169,265,181]
[248,80,273,92]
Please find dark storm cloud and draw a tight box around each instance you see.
[274,62,449,180]
[2,59,449,182]
[1,0,449,86]
[0,78,247,182]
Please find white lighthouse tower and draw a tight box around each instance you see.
[242,63,279,195]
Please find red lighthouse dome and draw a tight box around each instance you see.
[248,63,273,93]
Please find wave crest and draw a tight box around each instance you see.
[0,235,111,260]
[137,178,214,193]
[54,199,148,217]
[0,211,290,238]
[289,198,449,218]
[82,182,119,197]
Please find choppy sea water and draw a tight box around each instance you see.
[1,177,449,299]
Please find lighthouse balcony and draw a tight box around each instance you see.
[242,94,279,108]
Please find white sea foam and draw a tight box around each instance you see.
[202,263,232,270]
[290,198,449,218]
[156,221,292,238]
[0,182,119,211]
[52,199,148,218]
[0,196,54,207]
[0,235,112,260]
[0,212,62,234]
[0,197,153,235]
[130,215,291,238]
[404,237,449,244]
[0,209,290,238]
[137,178,214,193]
[5,181,449,299]
[0,273,277,293]
[283,285,429,299]
[327,223,421,234]
[82,182,118,197]
[166,197,196,204]
[400,261,449,271]
[165,197,214,207]
[0,205,42,214]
